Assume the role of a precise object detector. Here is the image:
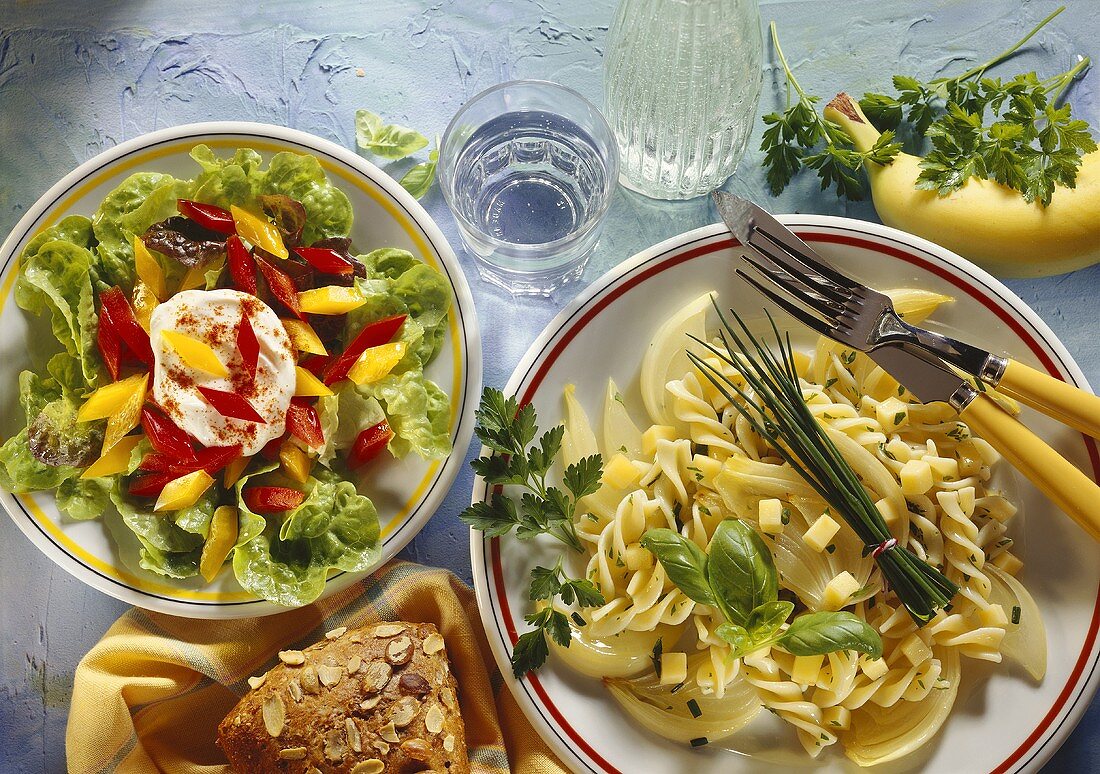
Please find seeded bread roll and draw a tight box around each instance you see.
[218,621,469,773]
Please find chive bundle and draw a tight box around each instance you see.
[687,302,957,625]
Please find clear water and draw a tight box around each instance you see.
[452,110,608,247]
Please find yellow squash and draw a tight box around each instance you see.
[298,286,366,315]
[824,93,1100,278]
[348,342,406,385]
[230,205,287,259]
[78,373,149,421]
[199,505,239,582]
[81,434,143,479]
[101,374,149,454]
[294,366,334,397]
[161,330,228,378]
[282,318,328,355]
[155,469,215,512]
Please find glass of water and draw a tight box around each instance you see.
[439,80,619,296]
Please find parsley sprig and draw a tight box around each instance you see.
[761,21,901,199]
[763,6,1095,207]
[460,388,606,676]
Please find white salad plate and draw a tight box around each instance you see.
[0,121,481,618]
[470,218,1100,772]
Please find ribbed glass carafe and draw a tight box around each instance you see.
[604,0,763,200]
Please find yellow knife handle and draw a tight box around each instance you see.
[961,394,1100,542]
[995,360,1100,440]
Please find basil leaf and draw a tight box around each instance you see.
[355,109,430,160]
[640,529,716,607]
[715,622,752,653]
[399,148,439,199]
[706,519,778,627]
[745,600,794,642]
[778,611,883,659]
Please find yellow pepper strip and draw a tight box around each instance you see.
[80,434,143,480]
[178,255,224,292]
[223,455,251,489]
[294,366,334,397]
[78,373,149,422]
[132,236,167,301]
[348,342,407,386]
[155,469,215,512]
[230,205,287,259]
[297,286,366,315]
[132,281,159,333]
[279,442,313,484]
[281,318,328,355]
[199,505,239,582]
[161,330,228,378]
[102,374,149,454]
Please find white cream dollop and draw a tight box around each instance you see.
[150,289,295,456]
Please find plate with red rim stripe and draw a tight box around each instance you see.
[469,218,1100,772]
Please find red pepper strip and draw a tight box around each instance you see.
[140,405,196,462]
[236,312,259,379]
[259,436,284,461]
[137,452,173,472]
[285,399,324,449]
[294,246,355,275]
[96,303,122,381]
[128,471,175,498]
[196,386,267,424]
[243,486,306,514]
[192,444,243,475]
[349,419,393,469]
[255,254,302,319]
[299,353,331,378]
[227,235,258,296]
[322,314,407,385]
[177,199,236,235]
[100,287,154,364]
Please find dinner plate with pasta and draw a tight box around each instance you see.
[469,217,1100,772]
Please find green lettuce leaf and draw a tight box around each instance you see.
[92,171,187,289]
[233,475,380,607]
[259,152,352,244]
[354,109,430,160]
[109,481,203,578]
[357,371,450,459]
[188,145,264,211]
[56,476,111,521]
[16,237,101,386]
[233,460,280,549]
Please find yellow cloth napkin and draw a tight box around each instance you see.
[66,560,567,774]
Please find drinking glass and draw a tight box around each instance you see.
[439,80,619,296]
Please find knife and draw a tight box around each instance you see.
[871,343,1100,540]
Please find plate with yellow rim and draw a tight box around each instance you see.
[0,121,480,618]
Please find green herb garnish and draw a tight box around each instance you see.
[643,519,882,659]
[764,7,1094,206]
[686,698,703,718]
[1011,605,1022,625]
[459,388,606,676]
[687,304,958,625]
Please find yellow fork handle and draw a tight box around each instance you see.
[961,394,1100,542]
[997,360,1100,440]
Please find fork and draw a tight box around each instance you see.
[713,190,1100,440]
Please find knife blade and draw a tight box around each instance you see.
[866,344,978,411]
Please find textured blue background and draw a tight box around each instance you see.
[1,1,1098,770]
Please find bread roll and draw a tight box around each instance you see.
[218,621,469,773]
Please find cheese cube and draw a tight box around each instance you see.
[874,497,901,527]
[899,459,933,495]
[899,632,933,666]
[860,656,889,681]
[690,453,723,487]
[791,654,824,686]
[978,604,1009,627]
[624,544,654,571]
[876,396,909,432]
[823,705,851,731]
[803,513,841,552]
[884,438,912,463]
[659,652,688,685]
[642,425,677,457]
[758,498,785,534]
[602,453,642,490]
[926,455,960,482]
[992,551,1023,575]
[821,571,860,611]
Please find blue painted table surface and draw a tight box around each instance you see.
[2,1,1099,771]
